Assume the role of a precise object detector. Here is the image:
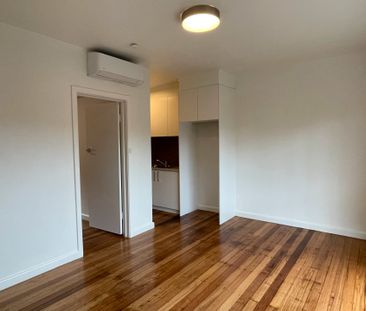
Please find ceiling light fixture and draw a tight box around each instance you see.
[181,5,220,33]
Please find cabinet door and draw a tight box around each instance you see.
[197,85,219,121]
[179,89,198,122]
[151,95,168,136]
[167,95,179,136]
[153,170,166,207]
[153,170,179,211]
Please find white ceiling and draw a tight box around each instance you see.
[1,0,365,87]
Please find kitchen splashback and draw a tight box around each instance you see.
[151,136,179,168]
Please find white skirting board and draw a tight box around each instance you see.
[129,222,155,238]
[0,251,82,291]
[235,210,366,240]
[198,204,219,213]
[153,206,179,214]
[82,213,89,221]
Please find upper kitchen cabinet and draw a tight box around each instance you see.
[150,84,179,137]
[180,85,219,122]
[179,70,235,123]
[179,88,198,122]
[151,95,168,137]
[198,85,219,121]
[167,95,179,136]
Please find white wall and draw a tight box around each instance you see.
[179,121,220,215]
[0,23,153,290]
[235,52,366,238]
[151,83,179,98]
[219,85,237,224]
[179,123,198,216]
[196,122,219,211]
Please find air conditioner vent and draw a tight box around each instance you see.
[87,52,145,87]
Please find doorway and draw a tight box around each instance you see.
[72,87,129,246]
[150,83,180,225]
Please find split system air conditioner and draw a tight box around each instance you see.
[87,52,145,87]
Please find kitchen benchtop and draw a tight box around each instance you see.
[152,167,179,172]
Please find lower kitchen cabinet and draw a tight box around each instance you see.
[152,169,179,212]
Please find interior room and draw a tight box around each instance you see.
[1,1,366,310]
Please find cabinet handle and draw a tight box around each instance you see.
[153,171,155,182]
[157,171,160,182]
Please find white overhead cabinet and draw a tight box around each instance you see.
[151,96,167,136]
[150,94,179,137]
[179,85,219,122]
[167,96,179,136]
[198,85,219,121]
[179,88,197,122]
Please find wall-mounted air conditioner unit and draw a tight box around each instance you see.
[87,52,145,87]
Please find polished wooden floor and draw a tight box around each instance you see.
[1,210,365,310]
[153,209,179,226]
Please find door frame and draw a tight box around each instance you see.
[71,86,130,255]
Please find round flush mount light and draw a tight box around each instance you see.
[181,5,220,33]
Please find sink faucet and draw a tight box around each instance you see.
[156,159,168,168]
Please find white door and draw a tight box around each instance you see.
[84,101,123,234]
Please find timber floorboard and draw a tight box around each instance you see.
[0,210,365,310]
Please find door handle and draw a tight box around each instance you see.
[86,147,96,155]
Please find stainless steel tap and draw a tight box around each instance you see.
[156,159,168,168]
